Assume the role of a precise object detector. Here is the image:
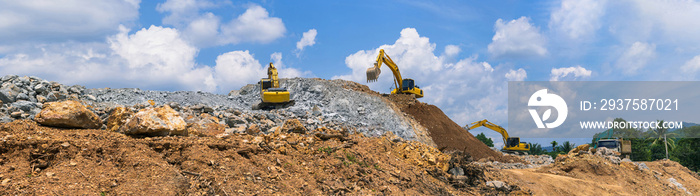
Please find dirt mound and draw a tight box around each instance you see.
[386,94,521,163]
[0,120,493,195]
[488,153,700,195]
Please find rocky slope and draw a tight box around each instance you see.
[1,75,698,195]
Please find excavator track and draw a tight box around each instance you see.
[252,100,296,110]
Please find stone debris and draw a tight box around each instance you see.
[34,100,101,129]
[0,75,421,142]
[486,180,510,191]
[119,105,187,136]
[668,177,692,195]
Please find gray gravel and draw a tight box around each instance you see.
[1,75,419,141]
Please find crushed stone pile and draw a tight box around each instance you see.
[0,76,420,141]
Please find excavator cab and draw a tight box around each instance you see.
[402,79,414,91]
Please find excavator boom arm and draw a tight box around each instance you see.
[367,49,403,90]
[467,119,510,146]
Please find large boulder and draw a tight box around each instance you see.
[34,100,102,129]
[187,113,226,137]
[120,105,187,136]
[281,119,307,134]
[106,107,133,132]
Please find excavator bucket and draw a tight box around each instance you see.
[366,63,381,82]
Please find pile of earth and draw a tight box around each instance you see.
[0,120,511,195]
[486,144,700,195]
[387,94,521,163]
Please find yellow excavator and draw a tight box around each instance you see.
[466,119,530,154]
[254,62,295,110]
[366,49,423,98]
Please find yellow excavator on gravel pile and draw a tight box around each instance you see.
[253,62,295,110]
[366,49,423,98]
[466,119,530,154]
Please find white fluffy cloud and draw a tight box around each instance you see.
[213,50,266,91]
[296,29,318,52]
[615,42,656,75]
[505,68,527,81]
[488,17,547,58]
[335,28,516,126]
[157,1,286,47]
[619,0,700,44]
[549,0,607,40]
[550,65,592,81]
[0,24,308,93]
[220,5,286,44]
[0,0,140,43]
[680,55,700,79]
[0,25,217,91]
[444,45,461,57]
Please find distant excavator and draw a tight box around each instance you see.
[253,62,295,110]
[466,119,530,154]
[366,49,423,98]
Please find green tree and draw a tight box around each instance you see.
[647,120,678,150]
[650,143,667,160]
[671,138,700,172]
[550,141,558,152]
[558,141,575,153]
[475,132,494,147]
[528,143,545,155]
[630,138,651,161]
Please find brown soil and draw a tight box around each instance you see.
[386,94,521,163]
[488,153,700,195]
[0,120,491,195]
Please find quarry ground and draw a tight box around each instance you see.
[0,75,699,195]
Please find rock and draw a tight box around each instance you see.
[637,162,649,171]
[84,94,96,101]
[10,112,21,118]
[0,88,16,103]
[281,119,307,134]
[569,144,590,154]
[668,177,692,195]
[202,105,214,113]
[606,156,621,164]
[15,93,29,101]
[11,100,38,112]
[120,105,187,136]
[595,147,615,157]
[1,178,9,186]
[224,115,246,127]
[36,95,47,103]
[0,116,11,123]
[486,180,509,191]
[34,100,102,129]
[246,124,261,135]
[46,92,59,102]
[449,167,464,176]
[34,84,47,93]
[106,107,133,132]
[189,113,226,137]
[312,105,322,116]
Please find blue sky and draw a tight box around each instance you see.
[2,0,700,147]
